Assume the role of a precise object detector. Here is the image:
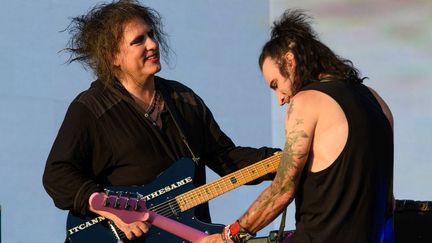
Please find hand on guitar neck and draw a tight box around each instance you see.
[89,191,207,243]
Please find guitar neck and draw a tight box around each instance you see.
[176,153,281,211]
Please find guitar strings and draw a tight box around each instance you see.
[153,155,279,216]
[146,155,280,218]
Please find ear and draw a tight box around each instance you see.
[112,53,121,67]
[283,51,295,69]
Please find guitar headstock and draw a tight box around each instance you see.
[89,190,149,224]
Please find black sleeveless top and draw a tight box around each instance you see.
[292,80,394,243]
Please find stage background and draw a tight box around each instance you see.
[0,0,430,242]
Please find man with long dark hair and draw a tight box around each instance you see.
[201,9,394,243]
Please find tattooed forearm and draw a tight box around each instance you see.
[252,118,309,212]
[239,100,312,233]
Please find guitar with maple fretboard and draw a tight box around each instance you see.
[66,153,281,242]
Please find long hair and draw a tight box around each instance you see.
[63,0,170,88]
[259,9,364,95]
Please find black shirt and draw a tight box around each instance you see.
[43,76,278,223]
[293,80,394,243]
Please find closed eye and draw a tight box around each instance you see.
[130,35,145,45]
[270,79,278,90]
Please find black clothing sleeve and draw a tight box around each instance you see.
[43,101,105,215]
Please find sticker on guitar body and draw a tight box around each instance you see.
[143,176,193,201]
[68,216,106,235]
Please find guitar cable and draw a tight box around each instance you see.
[276,207,287,243]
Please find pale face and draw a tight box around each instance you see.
[113,17,161,84]
[261,56,295,106]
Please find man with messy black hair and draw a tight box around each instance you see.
[201,9,394,243]
[43,1,279,241]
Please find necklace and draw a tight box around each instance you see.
[144,91,160,126]
[145,90,156,113]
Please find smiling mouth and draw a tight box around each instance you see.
[145,54,159,61]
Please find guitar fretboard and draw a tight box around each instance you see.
[175,153,281,211]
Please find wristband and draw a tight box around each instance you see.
[222,220,255,243]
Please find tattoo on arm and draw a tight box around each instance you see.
[254,101,309,211]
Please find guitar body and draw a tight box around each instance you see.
[66,158,223,243]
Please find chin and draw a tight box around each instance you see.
[148,65,162,75]
[154,66,162,74]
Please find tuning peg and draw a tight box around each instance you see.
[114,192,122,208]
[103,198,110,207]
[134,200,141,211]
[125,199,131,210]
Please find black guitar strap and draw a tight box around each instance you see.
[159,84,200,164]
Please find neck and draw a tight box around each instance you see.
[120,76,156,108]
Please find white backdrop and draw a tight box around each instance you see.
[0,0,431,242]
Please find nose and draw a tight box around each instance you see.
[277,93,286,106]
[146,36,158,50]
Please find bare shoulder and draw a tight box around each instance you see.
[289,91,317,116]
[366,86,394,129]
[291,89,334,116]
[287,90,323,127]
[291,89,324,109]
